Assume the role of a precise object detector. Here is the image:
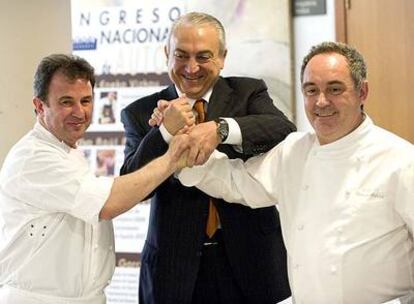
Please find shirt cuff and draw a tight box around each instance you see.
[221,117,242,145]
[177,168,203,187]
[159,123,173,144]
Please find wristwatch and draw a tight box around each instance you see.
[214,118,229,143]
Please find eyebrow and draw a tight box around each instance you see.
[302,80,345,88]
[174,48,187,53]
[58,96,75,101]
[175,48,213,56]
[302,82,315,89]
[58,95,93,101]
[326,81,344,86]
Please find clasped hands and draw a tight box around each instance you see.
[149,95,221,169]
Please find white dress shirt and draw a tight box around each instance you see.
[179,116,414,303]
[0,122,115,304]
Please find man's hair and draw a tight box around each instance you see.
[166,12,226,56]
[300,41,367,90]
[33,54,95,102]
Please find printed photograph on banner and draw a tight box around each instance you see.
[97,91,117,125]
[81,149,92,166]
[95,149,116,177]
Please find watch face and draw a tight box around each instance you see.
[218,119,229,141]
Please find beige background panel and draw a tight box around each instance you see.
[0,0,71,164]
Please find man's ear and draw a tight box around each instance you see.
[164,45,169,65]
[33,97,45,115]
[215,49,227,70]
[222,49,228,60]
[359,80,369,107]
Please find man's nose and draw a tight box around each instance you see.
[316,92,329,107]
[185,57,200,74]
[72,102,85,117]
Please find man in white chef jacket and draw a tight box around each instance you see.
[0,54,190,304]
[178,42,414,303]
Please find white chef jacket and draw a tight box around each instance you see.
[0,122,115,304]
[179,116,414,304]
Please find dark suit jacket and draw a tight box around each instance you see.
[120,77,296,304]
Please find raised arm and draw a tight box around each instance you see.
[100,134,190,220]
[178,147,282,209]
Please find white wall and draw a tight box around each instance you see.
[292,0,336,131]
[0,0,72,165]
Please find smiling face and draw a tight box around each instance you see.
[165,23,226,99]
[302,53,368,145]
[33,72,93,147]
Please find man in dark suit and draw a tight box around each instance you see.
[120,12,295,304]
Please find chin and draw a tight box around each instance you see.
[181,84,204,95]
[184,91,202,99]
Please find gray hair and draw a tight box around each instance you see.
[166,12,226,56]
[300,41,367,90]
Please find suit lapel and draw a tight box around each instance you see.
[206,77,233,121]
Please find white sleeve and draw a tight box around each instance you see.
[3,149,113,224]
[178,147,282,208]
[395,161,414,233]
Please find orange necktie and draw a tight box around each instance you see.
[193,99,206,125]
[193,99,219,238]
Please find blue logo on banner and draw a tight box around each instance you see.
[73,38,97,51]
